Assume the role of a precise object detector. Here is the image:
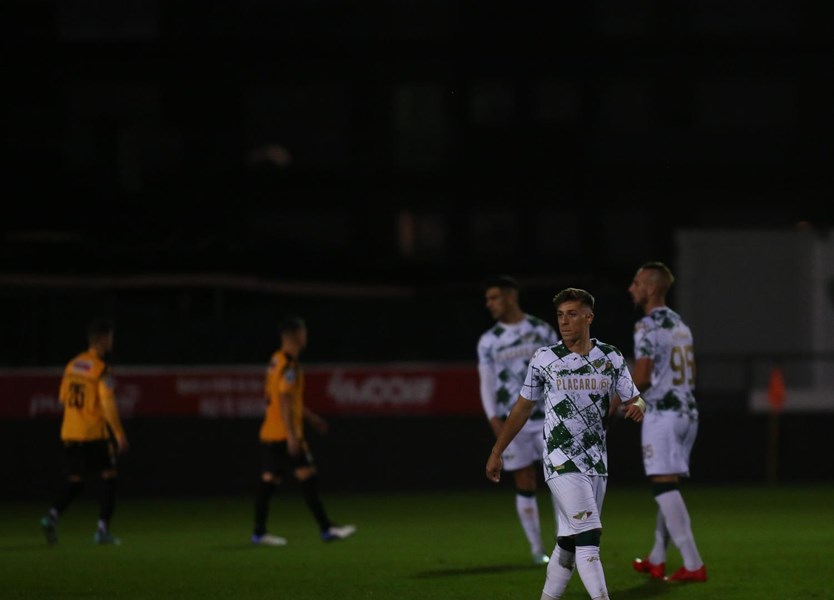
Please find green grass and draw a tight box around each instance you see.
[2,484,834,599]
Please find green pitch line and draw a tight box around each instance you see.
[2,485,833,599]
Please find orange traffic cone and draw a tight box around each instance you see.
[767,366,785,485]
[768,366,785,413]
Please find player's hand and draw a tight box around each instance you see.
[623,397,646,422]
[287,437,301,456]
[116,434,129,454]
[310,414,329,435]
[486,451,503,483]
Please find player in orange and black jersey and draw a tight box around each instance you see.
[40,317,129,546]
[251,316,356,546]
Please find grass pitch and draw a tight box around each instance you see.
[2,484,833,599]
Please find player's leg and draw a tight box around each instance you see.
[653,480,705,578]
[634,413,669,577]
[504,426,547,563]
[293,441,355,542]
[41,442,87,544]
[637,480,676,573]
[512,466,547,562]
[574,529,609,600]
[252,442,287,545]
[94,471,120,544]
[542,474,608,600]
[93,440,121,544]
[633,502,669,577]
[659,418,705,582]
[541,536,575,599]
[532,418,561,548]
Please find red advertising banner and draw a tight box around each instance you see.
[0,363,480,419]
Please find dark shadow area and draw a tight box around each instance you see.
[4,412,833,501]
[413,563,544,578]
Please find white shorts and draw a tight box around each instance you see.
[641,412,698,477]
[501,418,545,471]
[546,472,607,536]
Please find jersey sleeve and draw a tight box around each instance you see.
[478,363,498,419]
[476,334,500,418]
[265,355,285,403]
[278,362,298,396]
[519,347,546,402]
[633,318,655,360]
[613,351,641,401]
[58,371,71,406]
[476,333,493,368]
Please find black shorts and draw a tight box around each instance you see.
[63,439,116,477]
[259,440,315,477]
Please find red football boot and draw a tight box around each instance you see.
[632,556,665,580]
[665,564,707,583]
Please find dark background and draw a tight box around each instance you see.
[3,0,832,365]
[2,2,833,495]
[4,1,832,281]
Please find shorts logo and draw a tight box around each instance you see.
[572,510,593,522]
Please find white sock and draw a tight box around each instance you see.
[575,545,608,600]
[516,493,544,554]
[656,490,703,570]
[541,544,574,599]
[648,508,669,564]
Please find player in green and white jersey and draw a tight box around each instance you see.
[628,261,706,583]
[486,287,646,600]
[477,275,560,565]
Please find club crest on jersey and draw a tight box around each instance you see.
[572,510,594,522]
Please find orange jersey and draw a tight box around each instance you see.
[259,350,304,442]
[58,350,125,442]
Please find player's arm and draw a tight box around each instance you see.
[614,358,647,422]
[279,392,300,454]
[478,364,503,437]
[608,393,623,420]
[303,406,328,435]
[486,395,535,482]
[631,357,653,392]
[99,378,128,453]
[58,376,70,407]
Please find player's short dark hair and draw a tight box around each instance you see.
[87,317,114,343]
[639,261,675,287]
[483,275,519,291]
[278,315,306,336]
[552,287,595,310]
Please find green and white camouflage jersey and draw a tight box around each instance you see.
[477,314,559,421]
[633,307,698,419]
[521,339,639,479]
